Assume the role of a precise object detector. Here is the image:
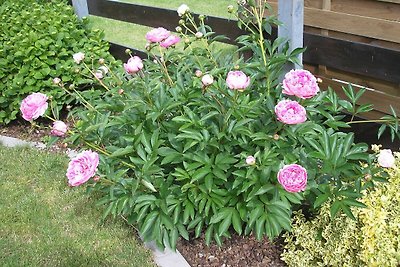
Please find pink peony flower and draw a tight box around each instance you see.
[378,149,395,168]
[73,52,85,64]
[51,120,68,137]
[20,93,48,121]
[201,74,214,86]
[146,27,171,43]
[282,69,320,99]
[66,150,99,187]
[275,100,307,125]
[246,156,256,165]
[124,56,144,74]
[160,35,180,48]
[226,71,250,91]
[277,164,308,193]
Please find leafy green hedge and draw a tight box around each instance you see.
[0,0,115,123]
[282,150,400,267]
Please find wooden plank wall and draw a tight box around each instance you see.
[267,0,400,118]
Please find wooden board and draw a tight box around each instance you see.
[267,2,400,43]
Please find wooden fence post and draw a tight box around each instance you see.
[278,0,304,70]
[71,0,89,19]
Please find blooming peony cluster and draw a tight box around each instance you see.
[66,150,99,187]
[275,100,307,125]
[124,56,144,74]
[226,71,250,91]
[278,164,308,193]
[160,35,180,48]
[146,27,171,43]
[282,69,319,99]
[20,93,48,121]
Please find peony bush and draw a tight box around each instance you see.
[20,2,399,250]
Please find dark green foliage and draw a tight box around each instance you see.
[0,0,114,123]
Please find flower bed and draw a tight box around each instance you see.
[15,2,400,265]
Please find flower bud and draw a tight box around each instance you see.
[195,70,203,77]
[62,143,68,148]
[234,65,240,70]
[273,134,280,140]
[201,74,214,86]
[177,4,190,17]
[118,89,124,95]
[195,32,203,38]
[184,38,190,43]
[145,43,151,51]
[74,68,80,73]
[317,77,323,83]
[125,48,131,54]
[53,77,61,85]
[227,5,234,13]
[69,84,75,90]
[199,15,205,20]
[179,19,185,25]
[93,176,100,182]
[66,105,72,110]
[246,156,256,165]
[175,26,182,33]
[94,70,103,79]
[98,58,105,65]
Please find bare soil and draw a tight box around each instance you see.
[177,234,286,267]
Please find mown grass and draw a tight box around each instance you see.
[0,145,155,267]
[87,0,237,49]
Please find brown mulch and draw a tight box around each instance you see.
[177,234,286,267]
[0,119,69,152]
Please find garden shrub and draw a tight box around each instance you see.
[282,149,400,267]
[20,2,399,250]
[0,0,115,123]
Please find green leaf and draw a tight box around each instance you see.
[342,198,367,209]
[314,193,330,208]
[231,209,242,235]
[255,184,275,196]
[218,214,232,236]
[330,200,342,218]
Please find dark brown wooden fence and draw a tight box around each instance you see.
[71,0,400,119]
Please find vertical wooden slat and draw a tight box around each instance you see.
[72,0,89,19]
[318,0,331,76]
[278,0,304,70]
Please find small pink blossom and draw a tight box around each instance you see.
[378,149,395,168]
[226,71,250,91]
[277,164,307,193]
[160,35,180,48]
[282,69,319,99]
[20,93,48,121]
[66,150,99,187]
[145,27,171,43]
[246,156,256,165]
[201,74,214,86]
[124,56,144,74]
[51,121,68,137]
[275,100,307,125]
[73,52,85,64]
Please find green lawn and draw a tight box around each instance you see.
[87,0,237,49]
[0,145,155,267]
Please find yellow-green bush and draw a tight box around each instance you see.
[282,153,400,267]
